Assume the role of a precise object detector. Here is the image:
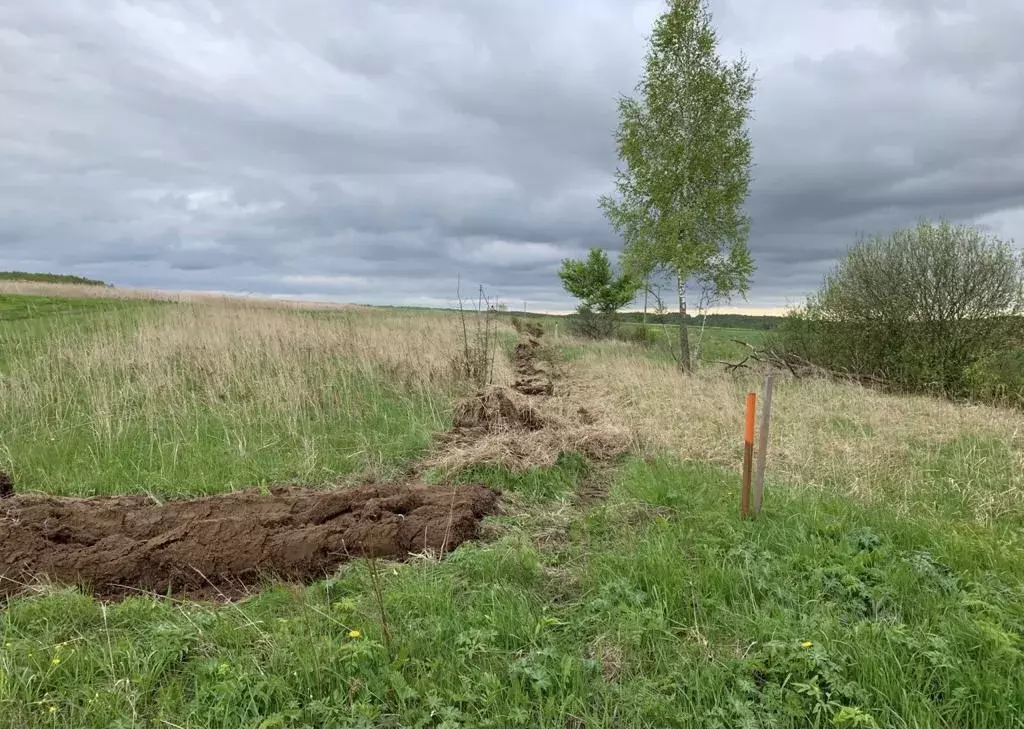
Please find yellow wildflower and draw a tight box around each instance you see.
[52,657,61,665]
[801,641,813,648]
[49,706,57,714]
[348,630,362,639]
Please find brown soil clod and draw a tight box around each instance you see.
[451,385,547,432]
[0,482,499,601]
[510,318,545,340]
[0,471,13,499]
[511,331,554,396]
[448,324,555,436]
[513,376,554,396]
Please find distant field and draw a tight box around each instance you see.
[0,293,142,321]
[2,286,1024,728]
[616,321,767,363]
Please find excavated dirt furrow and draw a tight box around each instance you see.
[1,482,499,601]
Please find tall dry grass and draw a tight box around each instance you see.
[564,338,1024,521]
[0,298,513,495]
[6,303,492,412]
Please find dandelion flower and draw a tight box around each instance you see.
[801,641,813,648]
[348,630,362,639]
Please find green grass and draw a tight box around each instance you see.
[4,457,1023,728]
[0,297,453,496]
[3,376,446,497]
[2,297,1024,727]
[614,322,767,364]
[0,293,139,322]
[0,295,160,374]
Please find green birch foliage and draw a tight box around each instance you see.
[600,0,756,359]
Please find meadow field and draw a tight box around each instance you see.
[2,284,1024,728]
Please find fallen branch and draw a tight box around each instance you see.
[716,356,752,373]
[718,344,889,388]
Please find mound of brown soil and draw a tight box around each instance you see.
[510,318,545,339]
[512,337,554,396]
[452,385,546,432]
[0,483,499,601]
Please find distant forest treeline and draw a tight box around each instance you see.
[0,271,111,287]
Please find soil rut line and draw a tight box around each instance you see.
[429,319,630,473]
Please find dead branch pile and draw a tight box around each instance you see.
[717,339,889,387]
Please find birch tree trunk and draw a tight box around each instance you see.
[643,276,649,325]
[677,274,692,373]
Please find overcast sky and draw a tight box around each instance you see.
[2,0,1023,312]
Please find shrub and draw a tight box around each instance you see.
[615,323,656,347]
[774,219,1024,400]
[558,248,639,339]
[567,307,619,339]
[964,348,1024,407]
[454,283,499,387]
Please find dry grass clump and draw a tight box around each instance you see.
[427,409,629,472]
[451,385,547,432]
[572,341,1024,518]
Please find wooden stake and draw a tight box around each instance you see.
[741,391,756,519]
[752,374,774,516]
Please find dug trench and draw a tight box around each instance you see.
[432,319,627,497]
[389,320,595,477]
[0,483,498,601]
[1,321,620,602]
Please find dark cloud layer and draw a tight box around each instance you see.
[2,0,1023,311]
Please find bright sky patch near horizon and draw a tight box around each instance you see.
[1,0,1023,312]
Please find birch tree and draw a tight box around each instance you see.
[601,0,756,372]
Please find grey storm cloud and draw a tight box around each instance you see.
[2,0,1024,311]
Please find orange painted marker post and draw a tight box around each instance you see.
[741,391,756,519]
